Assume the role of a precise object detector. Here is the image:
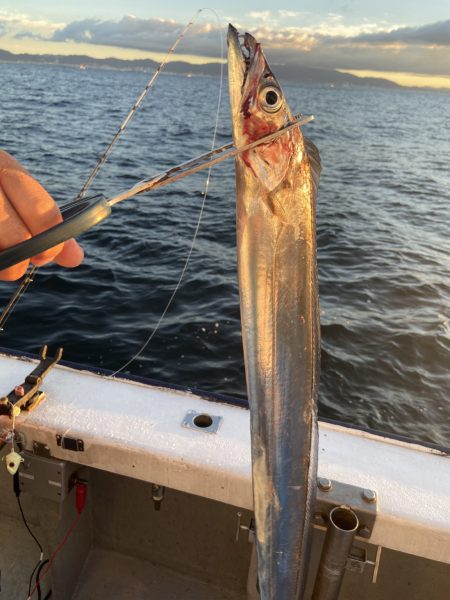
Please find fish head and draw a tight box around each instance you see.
[227,24,298,191]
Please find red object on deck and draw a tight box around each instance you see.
[76,482,87,514]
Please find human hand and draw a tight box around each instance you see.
[0,150,84,281]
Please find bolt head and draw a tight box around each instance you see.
[358,526,371,539]
[313,513,326,526]
[362,489,377,503]
[318,477,332,492]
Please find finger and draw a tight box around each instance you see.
[0,179,32,245]
[31,242,65,267]
[0,175,32,280]
[0,151,83,270]
[0,260,30,281]
[0,163,63,236]
[54,238,84,268]
[31,237,84,267]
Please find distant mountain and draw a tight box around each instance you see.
[0,48,400,89]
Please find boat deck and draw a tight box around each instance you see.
[73,548,242,600]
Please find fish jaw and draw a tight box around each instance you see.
[227,23,246,138]
[227,24,297,193]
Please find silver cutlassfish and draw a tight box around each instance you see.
[228,24,321,599]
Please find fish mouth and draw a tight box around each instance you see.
[227,23,259,67]
[227,24,259,121]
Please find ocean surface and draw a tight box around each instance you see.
[0,63,448,446]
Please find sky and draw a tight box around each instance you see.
[1,1,450,88]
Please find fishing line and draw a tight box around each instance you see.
[111,7,225,376]
[75,8,204,200]
[0,8,206,329]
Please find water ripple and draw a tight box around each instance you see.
[0,64,449,446]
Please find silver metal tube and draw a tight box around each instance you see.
[312,505,359,600]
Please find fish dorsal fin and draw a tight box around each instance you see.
[305,137,321,199]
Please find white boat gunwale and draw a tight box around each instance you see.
[1,347,449,566]
[2,344,447,456]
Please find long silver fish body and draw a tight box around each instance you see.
[228,25,321,599]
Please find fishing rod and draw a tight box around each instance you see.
[0,113,314,277]
[0,12,314,332]
[0,9,204,330]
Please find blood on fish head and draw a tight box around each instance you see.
[228,25,299,191]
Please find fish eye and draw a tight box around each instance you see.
[259,85,283,113]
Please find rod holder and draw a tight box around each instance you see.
[312,505,359,600]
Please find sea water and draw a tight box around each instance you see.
[0,63,448,445]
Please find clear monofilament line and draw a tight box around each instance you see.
[110,8,225,376]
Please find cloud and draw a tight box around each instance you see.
[45,15,382,57]
[50,16,223,57]
[0,9,62,38]
[4,10,450,78]
[248,26,318,52]
[270,39,450,77]
[250,19,450,76]
[278,10,302,19]
[353,19,450,47]
[246,11,272,23]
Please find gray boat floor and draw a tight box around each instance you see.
[71,544,450,600]
[2,511,450,599]
[1,463,449,600]
[73,548,242,600]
